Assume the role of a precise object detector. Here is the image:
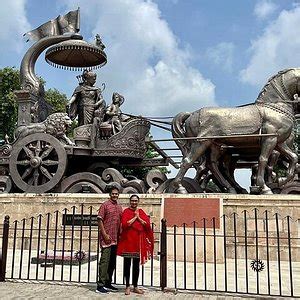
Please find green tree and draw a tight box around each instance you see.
[0,67,20,140]
[45,88,68,113]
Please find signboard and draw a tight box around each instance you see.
[62,214,98,226]
[163,197,221,228]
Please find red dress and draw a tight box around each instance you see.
[117,208,154,265]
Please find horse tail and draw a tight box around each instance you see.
[172,112,191,155]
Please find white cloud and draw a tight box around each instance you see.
[254,0,278,20]
[0,0,30,53]
[62,0,215,116]
[241,6,300,87]
[206,42,235,72]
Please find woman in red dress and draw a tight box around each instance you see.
[117,194,154,295]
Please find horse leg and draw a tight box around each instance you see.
[256,136,277,194]
[207,145,237,193]
[173,140,211,193]
[276,141,298,186]
[265,150,281,186]
[194,157,208,183]
[223,155,248,194]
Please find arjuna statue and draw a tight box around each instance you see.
[69,70,106,126]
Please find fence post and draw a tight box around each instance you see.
[160,218,167,290]
[0,215,10,282]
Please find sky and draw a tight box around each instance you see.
[0,0,299,189]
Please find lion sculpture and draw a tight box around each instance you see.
[15,112,74,145]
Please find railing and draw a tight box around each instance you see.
[0,206,299,297]
[161,209,299,297]
[0,205,160,287]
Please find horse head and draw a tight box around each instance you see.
[256,68,300,106]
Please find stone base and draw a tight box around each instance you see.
[0,192,299,227]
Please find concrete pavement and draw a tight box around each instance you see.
[0,280,261,299]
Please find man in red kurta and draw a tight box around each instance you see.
[96,187,123,294]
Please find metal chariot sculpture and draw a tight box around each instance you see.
[0,9,299,194]
[172,69,300,194]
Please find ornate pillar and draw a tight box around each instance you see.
[14,90,38,126]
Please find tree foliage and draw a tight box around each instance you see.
[45,88,68,113]
[0,67,20,139]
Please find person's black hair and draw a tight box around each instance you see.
[105,183,121,193]
[129,194,139,201]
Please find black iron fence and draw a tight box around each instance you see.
[0,206,299,297]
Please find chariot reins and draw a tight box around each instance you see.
[123,73,300,132]
[122,113,173,132]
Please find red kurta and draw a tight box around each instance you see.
[97,199,123,248]
[117,208,154,265]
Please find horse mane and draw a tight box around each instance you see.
[256,68,295,102]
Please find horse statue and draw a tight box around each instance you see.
[172,68,299,194]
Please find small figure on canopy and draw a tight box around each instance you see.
[69,70,106,126]
[95,34,106,51]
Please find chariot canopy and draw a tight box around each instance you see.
[45,39,107,70]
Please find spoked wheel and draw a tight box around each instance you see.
[9,133,67,193]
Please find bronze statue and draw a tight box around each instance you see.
[69,70,106,126]
[15,112,74,145]
[95,34,106,51]
[2,10,299,194]
[105,92,125,134]
[172,68,299,194]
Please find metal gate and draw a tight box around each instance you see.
[1,205,299,297]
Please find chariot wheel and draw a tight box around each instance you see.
[9,133,67,193]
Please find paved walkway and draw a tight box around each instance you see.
[0,280,262,299]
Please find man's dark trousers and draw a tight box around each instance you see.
[98,245,117,287]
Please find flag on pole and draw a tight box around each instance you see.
[23,8,80,42]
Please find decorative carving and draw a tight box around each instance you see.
[59,172,106,193]
[0,144,12,157]
[0,166,9,176]
[0,176,12,193]
[15,112,74,145]
[74,124,92,147]
[123,179,146,193]
[91,119,150,158]
[146,169,167,193]
[102,168,128,185]
[280,181,300,194]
